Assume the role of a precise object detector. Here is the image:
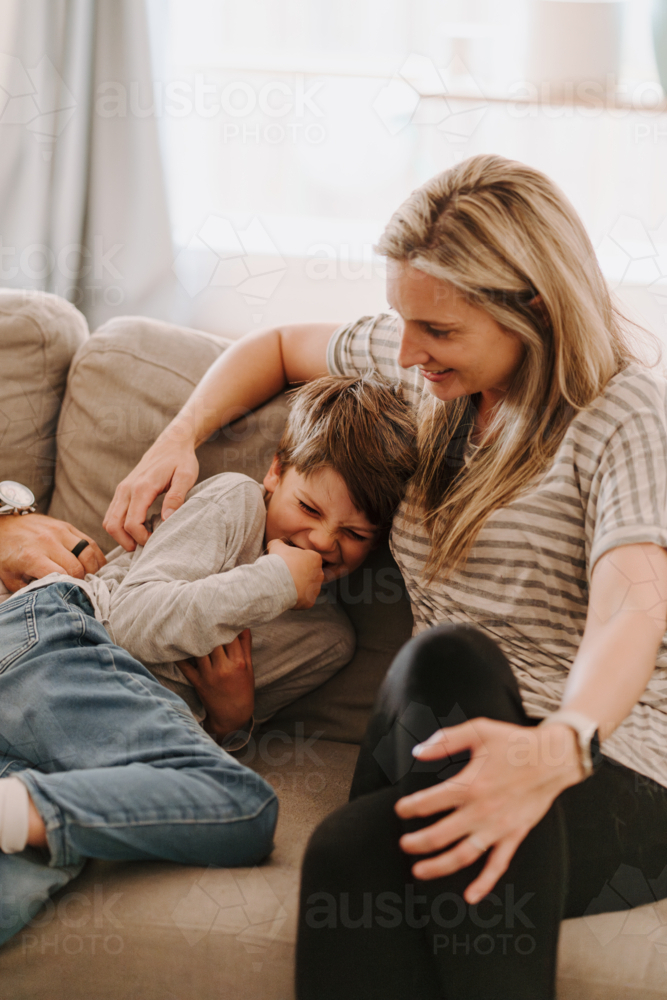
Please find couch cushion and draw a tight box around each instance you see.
[48,315,289,552]
[0,290,88,512]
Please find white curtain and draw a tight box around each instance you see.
[0,0,173,328]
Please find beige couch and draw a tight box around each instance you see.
[0,289,666,999]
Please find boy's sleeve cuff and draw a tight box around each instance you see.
[212,716,255,752]
[260,553,298,607]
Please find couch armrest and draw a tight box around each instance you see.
[0,290,88,512]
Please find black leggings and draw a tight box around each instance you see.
[296,624,667,1000]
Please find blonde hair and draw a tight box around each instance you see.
[376,153,651,578]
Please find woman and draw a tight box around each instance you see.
[104,155,667,998]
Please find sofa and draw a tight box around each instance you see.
[0,288,666,999]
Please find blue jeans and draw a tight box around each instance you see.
[0,582,278,946]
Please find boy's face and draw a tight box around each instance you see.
[263,458,379,582]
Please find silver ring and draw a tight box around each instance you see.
[469,834,487,853]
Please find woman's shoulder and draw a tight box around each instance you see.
[578,363,667,432]
[328,311,423,407]
[328,311,402,367]
[333,311,400,341]
[605,362,667,403]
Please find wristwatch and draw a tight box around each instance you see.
[539,709,601,779]
[0,481,36,516]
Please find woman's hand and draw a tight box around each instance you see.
[395,718,582,903]
[176,629,254,739]
[396,543,667,905]
[103,438,199,551]
[0,513,106,592]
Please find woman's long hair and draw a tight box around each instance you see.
[376,154,653,579]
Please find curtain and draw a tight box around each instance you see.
[0,0,173,328]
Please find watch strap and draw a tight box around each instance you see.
[539,710,600,779]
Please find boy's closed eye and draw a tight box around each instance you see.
[298,499,319,516]
[297,499,374,542]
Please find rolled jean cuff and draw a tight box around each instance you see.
[16,770,79,869]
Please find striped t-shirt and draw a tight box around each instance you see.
[328,311,667,788]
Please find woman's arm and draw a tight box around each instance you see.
[103,321,338,550]
[395,541,667,903]
[555,542,667,738]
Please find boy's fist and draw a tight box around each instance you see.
[176,629,254,740]
[267,539,324,609]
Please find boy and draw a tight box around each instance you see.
[0,374,416,945]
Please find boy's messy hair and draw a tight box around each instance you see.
[276,374,418,532]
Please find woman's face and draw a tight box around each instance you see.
[387,261,526,408]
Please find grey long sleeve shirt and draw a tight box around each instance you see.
[101,474,297,666]
[4,473,354,732]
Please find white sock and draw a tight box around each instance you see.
[0,777,30,853]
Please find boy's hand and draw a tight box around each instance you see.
[176,629,254,739]
[267,539,324,609]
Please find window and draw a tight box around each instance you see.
[147,0,667,336]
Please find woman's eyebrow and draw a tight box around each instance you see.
[420,318,460,329]
[387,304,460,329]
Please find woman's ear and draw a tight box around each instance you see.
[263,455,283,495]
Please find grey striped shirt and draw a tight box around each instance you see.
[329,311,667,788]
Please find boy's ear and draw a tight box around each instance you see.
[263,455,282,495]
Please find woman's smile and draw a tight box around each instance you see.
[420,367,454,382]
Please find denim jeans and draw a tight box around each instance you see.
[0,582,278,946]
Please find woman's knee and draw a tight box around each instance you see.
[412,622,504,665]
[386,623,504,694]
[378,623,522,727]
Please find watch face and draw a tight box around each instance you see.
[0,480,35,507]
